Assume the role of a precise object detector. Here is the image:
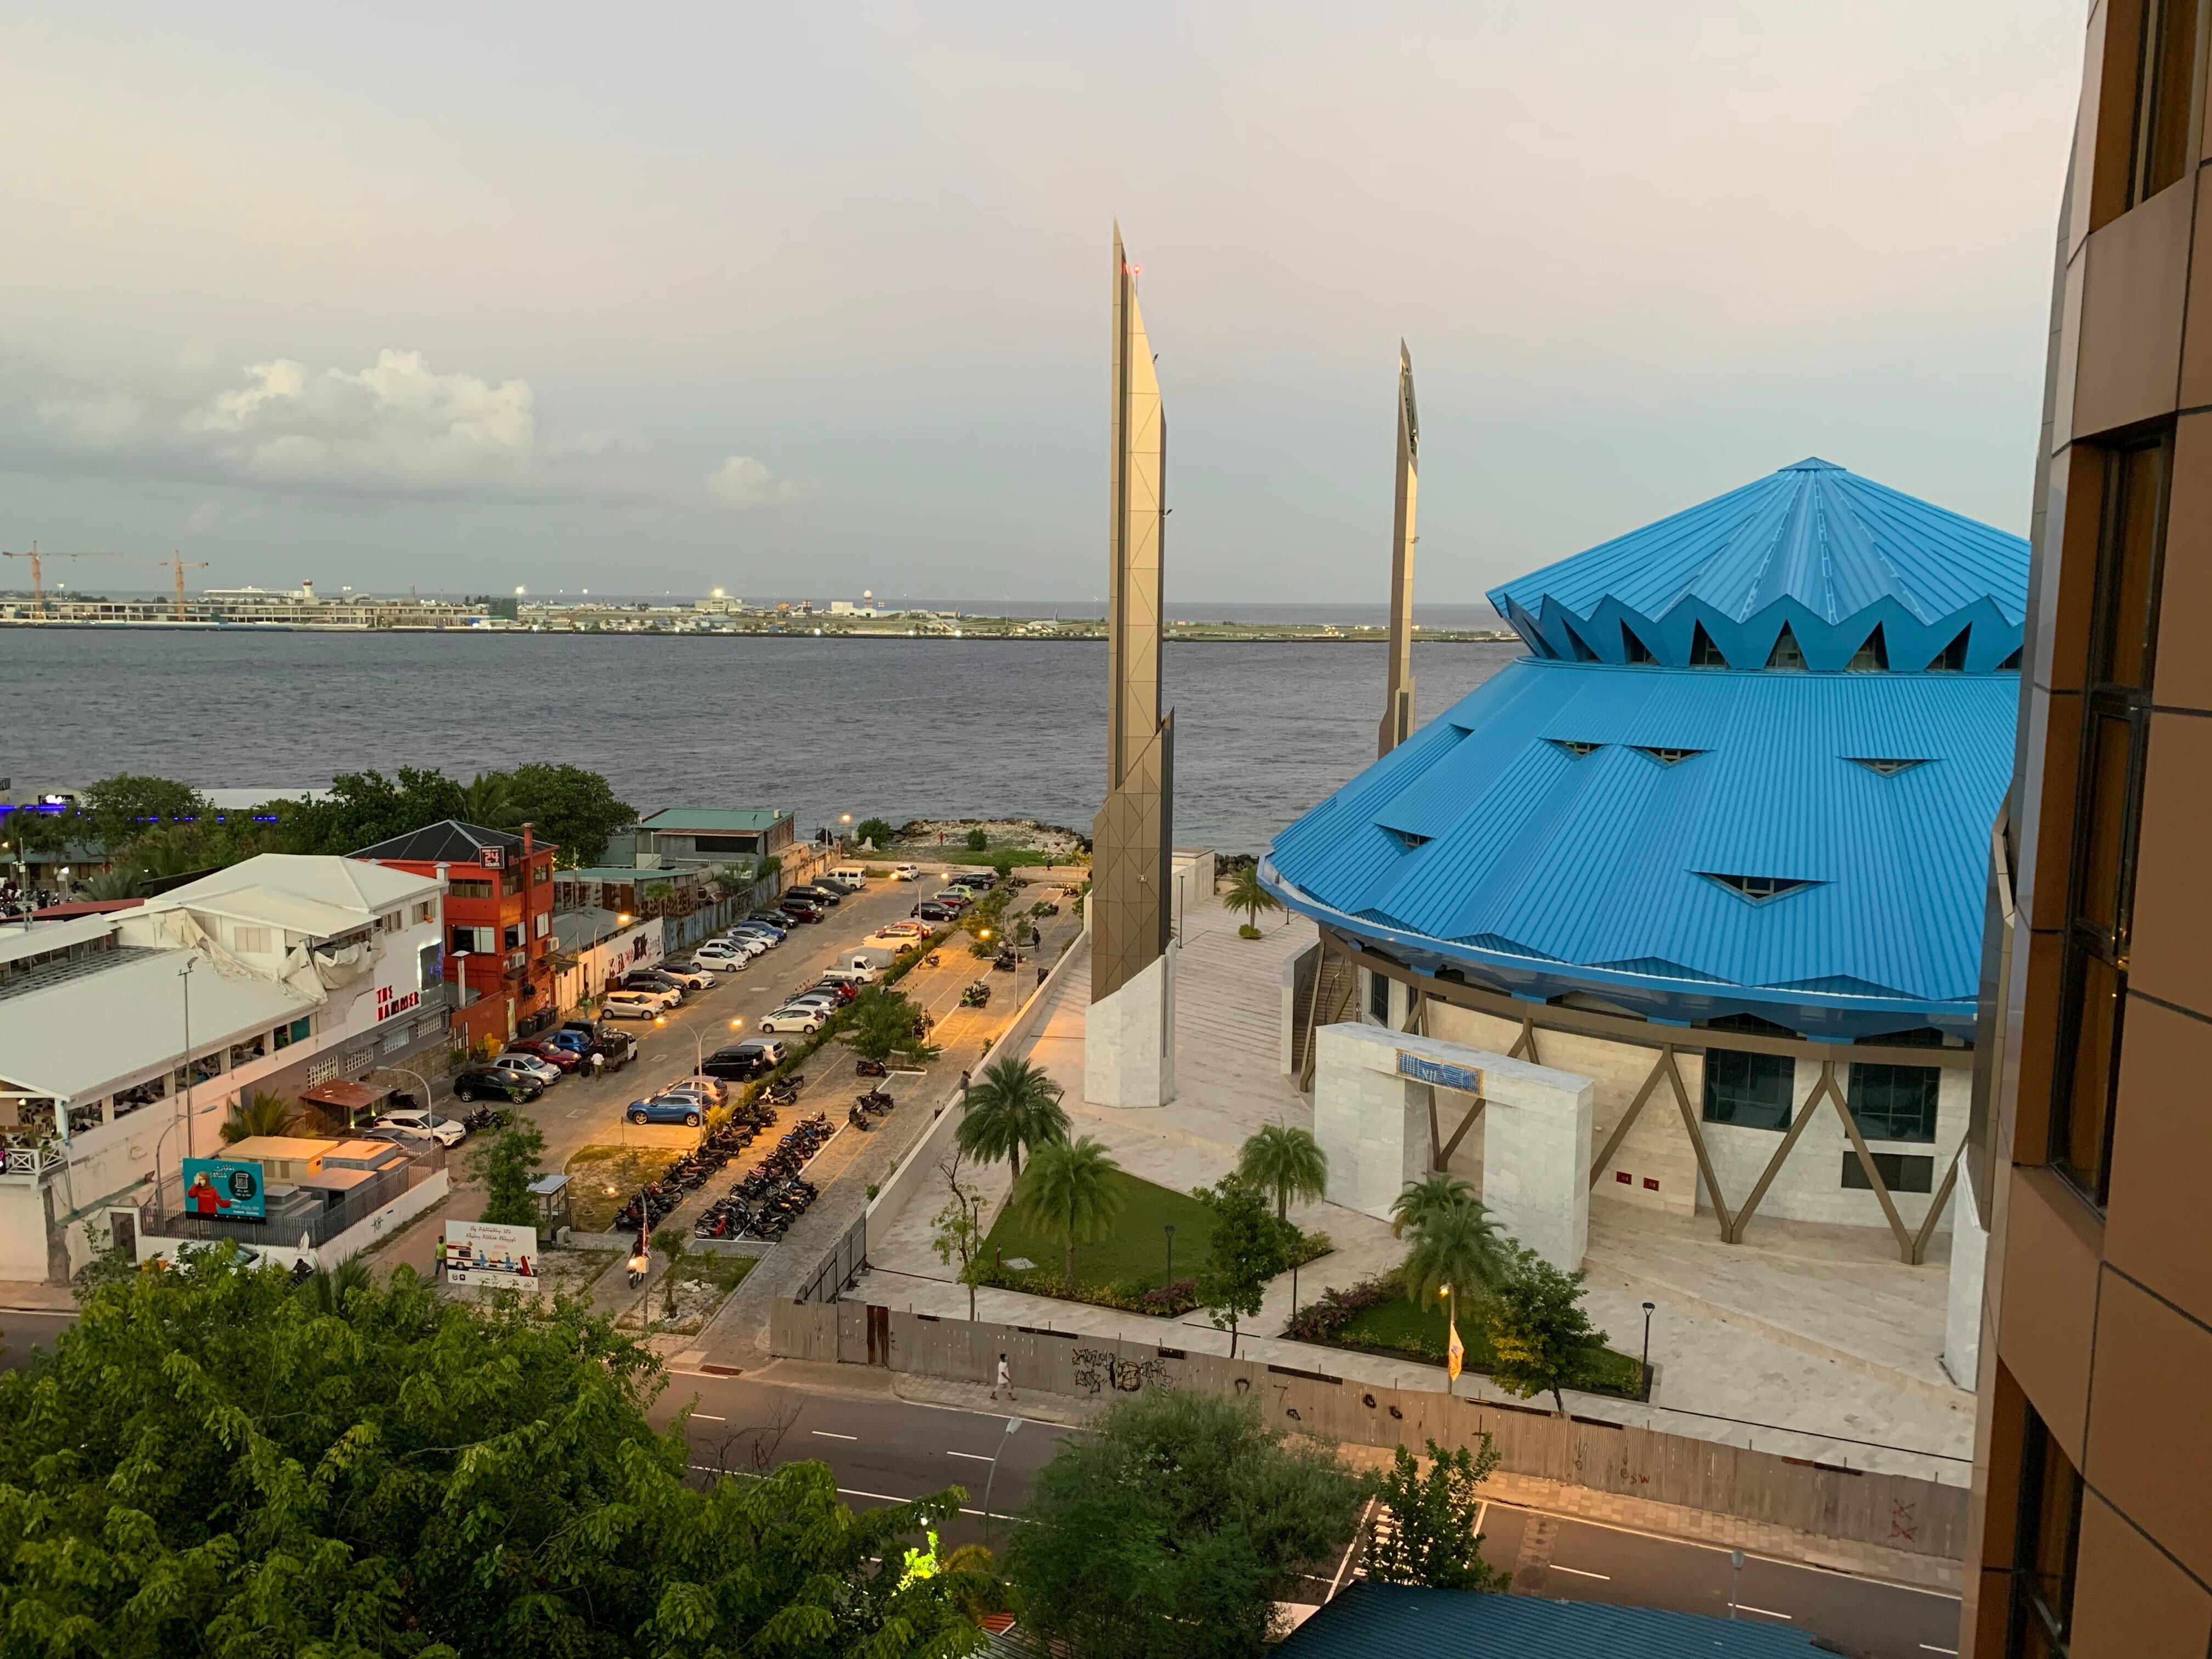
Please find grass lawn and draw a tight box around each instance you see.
[566,1145,681,1233]
[1327,1289,1646,1400]
[981,1169,1209,1293]
[673,1252,757,1292]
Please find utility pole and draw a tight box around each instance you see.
[1,544,126,621]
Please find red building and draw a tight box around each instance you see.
[351,820,559,1050]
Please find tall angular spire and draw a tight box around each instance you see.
[1086,223,1177,1110]
[1378,341,1420,756]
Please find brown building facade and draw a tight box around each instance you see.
[1963,2,2212,1653]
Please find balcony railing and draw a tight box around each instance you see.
[1,1141,64,1177]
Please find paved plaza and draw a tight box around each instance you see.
[858,890,1975,1483]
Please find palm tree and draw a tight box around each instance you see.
[1238,1122,1328,1221]
[222,1091,300,1144]
[460,771,523,830]
[1223,862,1283,932]
[1400,1196,1514,1336]
[1011,1136,1126,1284]
[80,865,143,901]
[955,1056,1069,1182]
[1388,1171,1476,1239]
[302,1256,372,1318]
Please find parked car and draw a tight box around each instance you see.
[626,1095,704,1127]
[807,979,862,1002]
[624,969,689,1000]
[777,902,825,924]
[932,890,974,909]
[759,1007,827,1035]
[452,1065,544,1105]
[371,1107,467,1147]
[506,1038,582,1073]
[603,990,673,1019]
[491,1053,563,1087]
[876,919,930,939]
[912,901,958,922]
[724,1038,787,1067]
[552,1023,639,1067]
[787,884,842,906]
[820,964,880,989]
[749,911,794,929]
[699,1052,769,1082]
[654,962,715,989]
[661,1079,726,1109]
[892,864,922,881]
[693,945,752,972]
[830,865,870,884]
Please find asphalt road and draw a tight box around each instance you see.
[0,1306,72,1372]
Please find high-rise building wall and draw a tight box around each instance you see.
[1963,3,2212,1653]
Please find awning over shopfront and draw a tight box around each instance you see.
[301,1078,397,1123]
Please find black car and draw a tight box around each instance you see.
[623,969,687,997]
[778,900,825,923]
[787,884,842,906]
[912,901,958,921]
[452,1065,544,1105]
[700,1049,775,1082]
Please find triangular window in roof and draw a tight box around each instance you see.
[1699,871,1819,904]
[1925,627,1970,671]
[1562,621,1601,662]
[1690,622,1729,668]
[1848,757,1931,777]
[1634,747,1705,766]
[1847,624,1889,672]
[1547,740,1602,759]
[1621,623,1657,664]
[1998,646,2022,670]
[1766,624,1807,670]
[1381,826,1431,850]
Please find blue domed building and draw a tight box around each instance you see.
[1262,459,2023,1276]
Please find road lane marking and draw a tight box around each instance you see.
[692,1413,725,1421]
[812,1430,858,1441]
[837,1486,1026,1522]
[947,1451,994,1462]
[1735,1605,1792,1621]
[1549,1566,1611,1581]
[1919,1647,1959,1655]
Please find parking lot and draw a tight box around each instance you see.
[371,862,1086,1281]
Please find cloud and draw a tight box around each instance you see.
[0,347,655,505]
[706,454,811,510]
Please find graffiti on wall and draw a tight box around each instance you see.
[1071,1347,1177,1396]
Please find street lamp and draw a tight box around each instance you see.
[1163,1222,1175,1286]
[656,1013,705,1077]
[1641,1301,1656,1401]
[981,1417,1023,1543]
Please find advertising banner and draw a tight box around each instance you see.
[180,1158,267,1220]
[442,1219,541,1289]
[1397,1050,1483,1094]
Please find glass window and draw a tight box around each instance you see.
[1847,1063,1940,1142]
[1690,623,1728,667]
[2132,0,2200,206]
[448,879,493,900]
[2010,1410,2082,1655]
[1368,970,1390,1023]
[1702,1048,1795,1131]
[1841,1151,1935,1193]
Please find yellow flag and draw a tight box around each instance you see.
[1446,1297,1465,1381]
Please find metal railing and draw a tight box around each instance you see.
[797,1212,867,1304]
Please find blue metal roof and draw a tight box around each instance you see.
[1276,1583,1820,1657]
[1263,658,2017,1039]
[1488,459,2028,672]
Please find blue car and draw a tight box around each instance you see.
[627,1094,704,1127]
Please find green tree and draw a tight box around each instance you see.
[220,1090,299,1144]
[1388,1171,1477,1238]
[964,826,989,851]
[1010,1136,1125,1285]
[1399,1193,1514,1336]
[955,1054,1069,1182]
[0,1252,985,1656]
[507,762,637,867]
[78,865,143,900]
[929,1153,986,1321]
[654,1228,691,1318]
[1222,862,1283,931]
[1006,1389,1369,1658]
[77,774,212,848]
[458,769,524,829]
[845,984,938,1065]
[1365,1437,1508,1591]
[854,816,895,847]
[467,1119,548,1228]
[273,766,469,855]
[1237,1122,1328,1222]
[990,850,1016,881]
[1192,1175,1289,1358]
[1485,1246,1608,1412]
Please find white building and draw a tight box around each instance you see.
[0,855,449,1280]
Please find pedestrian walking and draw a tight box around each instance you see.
[960,1069,972,1098]
[992,1352,1014,1402]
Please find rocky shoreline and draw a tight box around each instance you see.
[887,817,1090,856]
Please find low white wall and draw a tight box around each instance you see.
[134,1168,449,1272]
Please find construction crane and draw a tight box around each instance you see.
[0,543,126,620]
[162,551,211,622]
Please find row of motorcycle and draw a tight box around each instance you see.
[611,1100,780,1234]
[693,1113,835,1242]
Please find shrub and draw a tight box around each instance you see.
[1283,1271,1400,1344]
[1238,923,1262,939]
[964,827,990,851]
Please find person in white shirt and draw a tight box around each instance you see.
[992,1353,1014,1401]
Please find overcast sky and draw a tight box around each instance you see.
[0,3,2083,605]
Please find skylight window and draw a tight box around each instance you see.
[1847,625,1889,671]
[1547,740,1602,759]
[1384,827,1431,850]
[1848,758,1931,777]
[1562,623,1601,662]
[1690,623,1729,668]
[1699,872,1818,904]
[1622,624,1657,664]
[1925,629,1970,671]
[1766,624,1806,670]
[1634,747,1705,766]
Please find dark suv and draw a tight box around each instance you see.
[453,1064,543,1105]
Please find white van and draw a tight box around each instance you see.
[830,865,870,885]
[821,960,883,988]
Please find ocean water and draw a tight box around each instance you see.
[0,631,1524,853]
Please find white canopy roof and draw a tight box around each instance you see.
[142,854,439,941]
